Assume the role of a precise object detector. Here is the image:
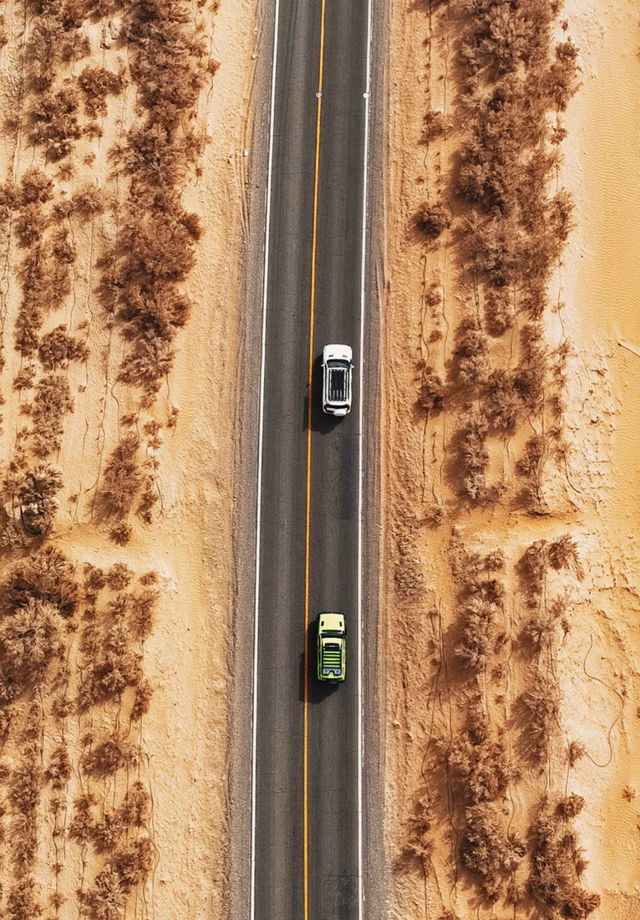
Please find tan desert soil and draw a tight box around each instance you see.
[0,0,258,916]
[382,0,640,917]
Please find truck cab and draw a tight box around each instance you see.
[322,345,353,417]
[316,613,346,682]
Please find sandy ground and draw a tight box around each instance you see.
[0,0,258,917]
[383,0,640,917]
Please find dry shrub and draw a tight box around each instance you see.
[6,878,42,920]
[568,740,586,767]
[460,803,525,903]
[414,200,451,240]
[28,86,82,159]
[417,363,444,413]
[448,726,510,804]
[547,533,582,575]
[106,563,134,591]
[9,758,42,815]
[521,672,558,760]
[98,435,143,518]
[109,521,133,545]
[2,545,79,616]
[69,792,97,843]
[78,65,125,117]
[451,317,490,386]
[556,794,585,820]
[38,325,88,369]
[0,598,65,698]
[14,203,46,248]
[516,435,548,511]
[403,789,434,861]
[80,865,126,920]
[19,167,54,206]
[484,369,522,432]
[27,12,90,93]
[118,336,174,392]
[455,595,504,671]
[82,734,139,777]
[542,39,580,110]
[17,463,63,536]
[127,588,158,639]
[31,373,74,457]
[423,108,447,141]
[127,0,208,121]
[78,623,142,710]
[529,800,600,917]
[118,781,150,826]
[458,410,489,503]
[484,288,513,336]
[131,679,153,720]
[45,744,71,789]
[113,837,153,888]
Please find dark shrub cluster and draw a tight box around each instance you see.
[529,800,600,917]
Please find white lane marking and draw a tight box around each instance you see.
[358,0,374,912]
[251,0,281,913]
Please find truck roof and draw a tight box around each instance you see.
[318,612,345,632]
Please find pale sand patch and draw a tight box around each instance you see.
[557,0,640,908]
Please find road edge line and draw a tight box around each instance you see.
[250,0,281,913]
[358,0,374,912]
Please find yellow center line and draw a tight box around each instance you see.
[304,0,327,915]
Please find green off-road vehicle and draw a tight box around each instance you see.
[316,613,346,682]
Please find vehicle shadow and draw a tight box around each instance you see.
[303,354,343,434]
[299,617,340,703]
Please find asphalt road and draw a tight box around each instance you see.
[252,0,370,912]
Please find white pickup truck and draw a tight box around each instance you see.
[322,344,353,417]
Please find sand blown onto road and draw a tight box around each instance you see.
[383,0,640,916]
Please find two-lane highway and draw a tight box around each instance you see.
[251,0,372,913]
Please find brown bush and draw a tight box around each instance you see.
[98,435,143,518]
[460,803,525,903]
[484,369,522,432]
[131,678,153,721]
[38,325,88,369]
[28,87,82,159]
[79,865,126,920]
[417,364,444,413]
[31,373,74,457]
[484,288,513,337]
[414,200,451,240]
[78,623,143,710]
[82,734,139,777]
[69,792,97,843]
[78,65,125,118]
[14,203,46,248]
[109,521,133,545]
[451,317,490,386]
[19,167,54,206]
[457,410,489,503]
[455,597,503,671]
[2,545,79,616]
[6,878,42,920]
[45,744,71,790]
[118,781,150,826]
[113,837,153,889]
[529,801,600,917]
[521,672,558,760]
[17,463,63,536]
[0,598,65,695]
[106,563,134,591]
[27,13,90,93]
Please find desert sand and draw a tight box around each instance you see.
[0,0,258,917]
[383,0,640,917]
